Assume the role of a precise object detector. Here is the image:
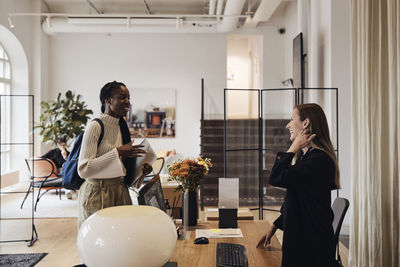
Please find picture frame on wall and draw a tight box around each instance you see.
[127,88,176,138]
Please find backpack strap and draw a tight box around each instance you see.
[92,118,104,146]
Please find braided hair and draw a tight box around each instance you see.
[99,81,126,113]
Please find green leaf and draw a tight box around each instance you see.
[41,101,50,110]
[37,90,93,143]
[66,90,73,99]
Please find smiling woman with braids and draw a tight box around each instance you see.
[77,81,152,228]
[257,103,340,267]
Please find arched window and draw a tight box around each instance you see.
[0,42,11,173]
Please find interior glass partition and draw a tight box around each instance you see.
[224,89,260,208]
[200,79,339,210]
[261,89,296,210]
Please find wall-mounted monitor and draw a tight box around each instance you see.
[293,32,305,89]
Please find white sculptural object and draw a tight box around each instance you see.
[77,205,177,267]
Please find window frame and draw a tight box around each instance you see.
[0,42,11,174]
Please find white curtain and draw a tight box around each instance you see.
[350,0,400,266]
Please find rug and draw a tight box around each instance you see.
[1,182,140,219]
[0,253,47,267]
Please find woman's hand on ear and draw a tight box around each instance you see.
[287,129,316,153]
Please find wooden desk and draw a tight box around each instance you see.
[169,220,282,267]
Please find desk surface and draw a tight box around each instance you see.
[169,220,281,267]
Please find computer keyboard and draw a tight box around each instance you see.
[216,242,248,267]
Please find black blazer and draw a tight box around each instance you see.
[269,148,336,267]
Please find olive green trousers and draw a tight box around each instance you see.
[78,177,132,229]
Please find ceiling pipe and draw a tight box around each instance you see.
[39,0,246,34]
[209,0,216,15]
[217,0,246,32]
[42,17,220,33]
[244,0,282,28]
[216,0,223,18]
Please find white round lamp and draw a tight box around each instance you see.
[77,205,177,267]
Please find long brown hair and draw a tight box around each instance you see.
[295,103,340,189]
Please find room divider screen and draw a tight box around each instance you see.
[0,94,38,246]
[223,88,338,219]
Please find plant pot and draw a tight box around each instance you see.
[182,190,198,226]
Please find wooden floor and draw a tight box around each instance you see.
[0,209,348,267]
[1,218,81,267]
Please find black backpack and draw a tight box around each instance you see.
[62,119,104,190]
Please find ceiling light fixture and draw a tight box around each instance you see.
[8,15,15,28]
[245,0,254,19]
[176,17,183,29]
[46,16,51,28]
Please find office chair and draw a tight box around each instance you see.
[21,158,64,211]
[332,197,350,266]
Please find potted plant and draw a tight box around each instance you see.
[167,157,212,226]
[36,90,93,145]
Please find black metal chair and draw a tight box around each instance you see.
[21,158,64,211]
[332,197,350,266]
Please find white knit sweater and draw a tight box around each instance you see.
[78,114,126,179]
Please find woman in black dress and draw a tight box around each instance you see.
[257,103,340,267]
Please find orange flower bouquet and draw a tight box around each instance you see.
[167,157,212,192]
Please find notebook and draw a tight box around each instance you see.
[133,139,157,181]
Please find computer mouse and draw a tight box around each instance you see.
[194,236,209,244]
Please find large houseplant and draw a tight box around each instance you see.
[36,90,93,145]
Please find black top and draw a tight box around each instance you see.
[269,148,335,267]
[42,148,69,169]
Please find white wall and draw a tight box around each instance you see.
[330,0,351,234]
[0,0,49,180]
[48,33,226,157]
[283,1,299,81]
[260,26,285,89]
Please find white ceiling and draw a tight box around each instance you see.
[42,0,261,16]
[35,0,293,34]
